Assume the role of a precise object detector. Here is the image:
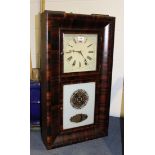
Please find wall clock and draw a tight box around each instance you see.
[40,10,115,149]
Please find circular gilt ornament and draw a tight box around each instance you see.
[70,89,89,109]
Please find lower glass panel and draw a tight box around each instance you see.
[63,82,96,130]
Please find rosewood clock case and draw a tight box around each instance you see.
[40,10,115,149]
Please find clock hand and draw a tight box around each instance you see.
[77,51,88,65]
[67,50,82,53]
[70,50,81,53]
[66,50,82,53]
[78,51,84,58]
[67,50,87,64]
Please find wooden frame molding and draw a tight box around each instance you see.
[40,10,115,149]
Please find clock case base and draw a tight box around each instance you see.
[46,132,108,150]
[40,10,115,149]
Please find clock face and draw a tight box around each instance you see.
[63,33,98,73]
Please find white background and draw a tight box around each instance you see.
[0,0,155,155]
[31,0,124,117]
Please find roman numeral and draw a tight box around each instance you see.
[87,56,92,60]
[73,38,77,43]
[66,50,73,53]
[79,62,81,67]
[72,60,76,66]
[67,56,72,61]
[68,44,73,48]
[84,59,88,65]
[87,43,93,48]
[88,51,94,53]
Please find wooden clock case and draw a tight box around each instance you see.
[40,10,115,149]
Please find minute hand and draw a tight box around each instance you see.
[78,51,87,64]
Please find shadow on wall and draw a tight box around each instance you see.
[120,82,124,155]
[110,77,123,104]
[111,78,124,154]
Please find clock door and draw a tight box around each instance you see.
[60,29,102,76]
[63,82,96,130]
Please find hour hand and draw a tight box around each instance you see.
[74,50,81,53]
[66,50,81,53]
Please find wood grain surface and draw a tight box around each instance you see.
[40,10,115,149]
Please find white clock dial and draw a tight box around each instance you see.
[63,34,97,73]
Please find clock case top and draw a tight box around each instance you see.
[40,10,115,149]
